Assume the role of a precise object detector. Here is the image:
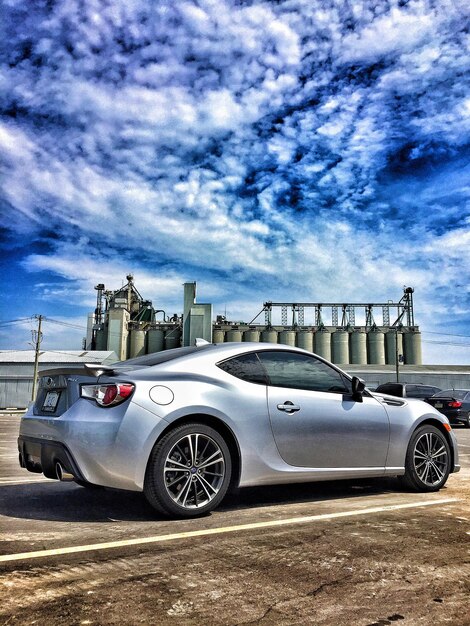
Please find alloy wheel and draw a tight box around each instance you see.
[412,431,449,487]
[164,433,226,509]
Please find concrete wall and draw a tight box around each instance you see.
[345,365,470,392]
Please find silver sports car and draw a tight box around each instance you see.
[18,342,460,518]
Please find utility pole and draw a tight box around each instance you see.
[395,326,399,383]
[31,315,43,401]
[395,324,404,383]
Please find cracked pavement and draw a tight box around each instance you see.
[1,414,469,625]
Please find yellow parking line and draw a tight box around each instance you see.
[0,498,459,563]
[0,478,51,485]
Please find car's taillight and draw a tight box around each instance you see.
[81,383,135,407]
[448,400,462,408]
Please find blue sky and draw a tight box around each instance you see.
[1,0,469,363]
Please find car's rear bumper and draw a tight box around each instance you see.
[447,410,470,425]
[18,435,86,482]
[18,398,168,491]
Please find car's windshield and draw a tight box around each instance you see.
[433,389,468,400]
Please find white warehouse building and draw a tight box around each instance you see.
[0,351,117,409]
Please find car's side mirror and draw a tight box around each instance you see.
[351,376,366,402]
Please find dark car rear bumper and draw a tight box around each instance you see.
[446,410,470,426]
[18,435,86,481]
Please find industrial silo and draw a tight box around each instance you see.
[212,329,225,344]
[350,331,367,365]
[165,329,181,350]
[226,329,243,342]
[244,329,261,343]
[404,331,422,365]
[129,329,146,358]
[279,330,296,347]
[147,329,165,354]
[385,331,404,365]
[95,327,107,351]
[297,330,314,352]
[368,329,386,365]
[261,328,278,344]
[332,330,349,364]
[314,330,331,360]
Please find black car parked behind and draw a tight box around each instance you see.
[426,390,470,428]
[374,382,442,400]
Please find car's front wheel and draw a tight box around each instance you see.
[401,424,451,492]
[144,423,232,518]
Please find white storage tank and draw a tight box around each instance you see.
[279,330,296,347]
[244,329,261,343]
[332,330,349,364]
[261,329,278,344]
[368,330,386,365]
[297,330,314,352]
[212,329,225,344]
[226,329,243,342]
[385,331,404,365]
[129,329,146,358]
[95,327,107,351]
[165,329,181,350]
[147,329,165,354]
[314,330,331,360]
[404,331,422,365]
[350,331,367,365]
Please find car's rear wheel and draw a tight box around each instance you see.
[144,423,232,518]
[401,425,451,492]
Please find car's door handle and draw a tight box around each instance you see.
[277,401,300,414]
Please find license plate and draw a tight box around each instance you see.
[435,402,443,408]
[42,390,61,412]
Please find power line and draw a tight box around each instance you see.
[422,340,470,347]
[0,318,33,327]
[44,318,87,330]
[0,317,87,331]
[423,331,470,339]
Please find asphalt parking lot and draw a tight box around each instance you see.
[1,412,469,626]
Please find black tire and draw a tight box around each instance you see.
[401,425,451,492]
[144,423,232,518]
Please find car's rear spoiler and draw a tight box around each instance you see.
[84,363,117,378]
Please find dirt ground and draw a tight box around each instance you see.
[1,414,469,626]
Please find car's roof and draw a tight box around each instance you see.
[376,382,436,387]
[115,341,308,370]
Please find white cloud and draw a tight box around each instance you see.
[340,7,434,63]
[1,0,470,363]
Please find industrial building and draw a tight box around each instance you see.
[0,351,117,409]
[86,276,423,367]
[2,281,469,409]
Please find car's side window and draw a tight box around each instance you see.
[217,353,268,385]
[409,386,434,398]
[407,385,425,397]
[257,351,350,394]
[378,384,400,396]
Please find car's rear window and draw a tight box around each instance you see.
[217,353,268,385]
[376,384,402,395]
[406,385,439,398]
[433,389,468,400]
